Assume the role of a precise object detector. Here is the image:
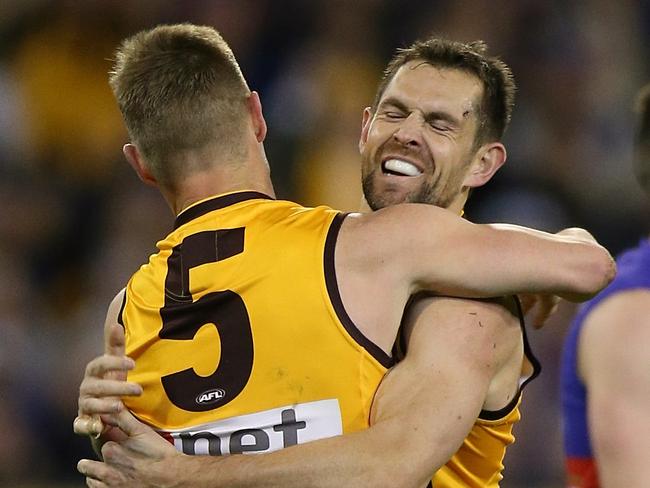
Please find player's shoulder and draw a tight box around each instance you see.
[346,203,457,227]
[579,289,650,378]
[252,199,341,229]
[581,239,650,332]
[339,203,462,249]
[108,288,126,313]
[584,289,650,336]
[104,288,127,332]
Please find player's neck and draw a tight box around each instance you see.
[446,190,470,216]
[165,162,275,216]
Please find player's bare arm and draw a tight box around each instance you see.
[338,203,614,300]
[333,204,614,352]
[77,296,522,488]
[368,295,524,487]
[346,204,614,299]
[578,290,650,488]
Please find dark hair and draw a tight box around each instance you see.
[634,83,650,196]
[109,24,250,185]
[372,38,516,145]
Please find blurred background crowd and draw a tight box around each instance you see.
[0,1,648,486]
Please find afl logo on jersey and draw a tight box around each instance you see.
[196,388,226,405]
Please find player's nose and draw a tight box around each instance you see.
[392,113,423,147]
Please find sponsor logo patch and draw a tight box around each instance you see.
[161,399,342,456]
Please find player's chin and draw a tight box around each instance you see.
[365,176,422,209]
[372,190,416,209]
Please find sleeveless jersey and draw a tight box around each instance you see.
[120,191,391,456]
[428,297,540,488]
[561,239,650,488]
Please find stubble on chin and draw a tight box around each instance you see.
[362,171,451,210]
[361,172,388,211]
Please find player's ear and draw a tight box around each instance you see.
[123,144,157,187]
[247,91,267,143]
[463,142,506,188]
[359,107,373,153]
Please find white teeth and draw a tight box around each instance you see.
[383,159,422,176]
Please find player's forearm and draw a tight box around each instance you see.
[486,224,616,300]
[175,426,427,488]
[408,218,614,300]
[189,362,482,488]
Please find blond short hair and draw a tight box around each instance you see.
[110,24,250,185]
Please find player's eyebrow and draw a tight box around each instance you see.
[378,97,410,113]
[380,96,465,127]
[424,110,462,128]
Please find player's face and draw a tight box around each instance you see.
[360,62,484,211]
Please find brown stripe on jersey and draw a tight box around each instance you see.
[158,228,253,411]
[323,213,394,369]
[174,191,273,229]
[117,291,127,327]
[164,228,245,306]
[516,295,541,390]
[480,389,522,421]
[216,228,246,261]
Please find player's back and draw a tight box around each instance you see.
[120,191,390,455]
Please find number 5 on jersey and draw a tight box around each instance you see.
[159,228,253,412]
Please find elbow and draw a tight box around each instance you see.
[570,246,616,301]
[602,251,617,288]
[591,246,616,294]
[555,228,616,301]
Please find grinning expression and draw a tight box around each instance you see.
[360,61,485,211]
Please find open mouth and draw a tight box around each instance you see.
[381,158,423,177]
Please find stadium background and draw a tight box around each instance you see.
[0,1,648,486]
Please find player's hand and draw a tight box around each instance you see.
[74,323,142,441]
[77,408,183,488]
[518,293,561,329]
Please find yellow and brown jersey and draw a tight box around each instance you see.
[430,397,522,487]
[429,298,540,488]
[120,191,391,455]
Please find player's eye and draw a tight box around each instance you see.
[428,121,451,131]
